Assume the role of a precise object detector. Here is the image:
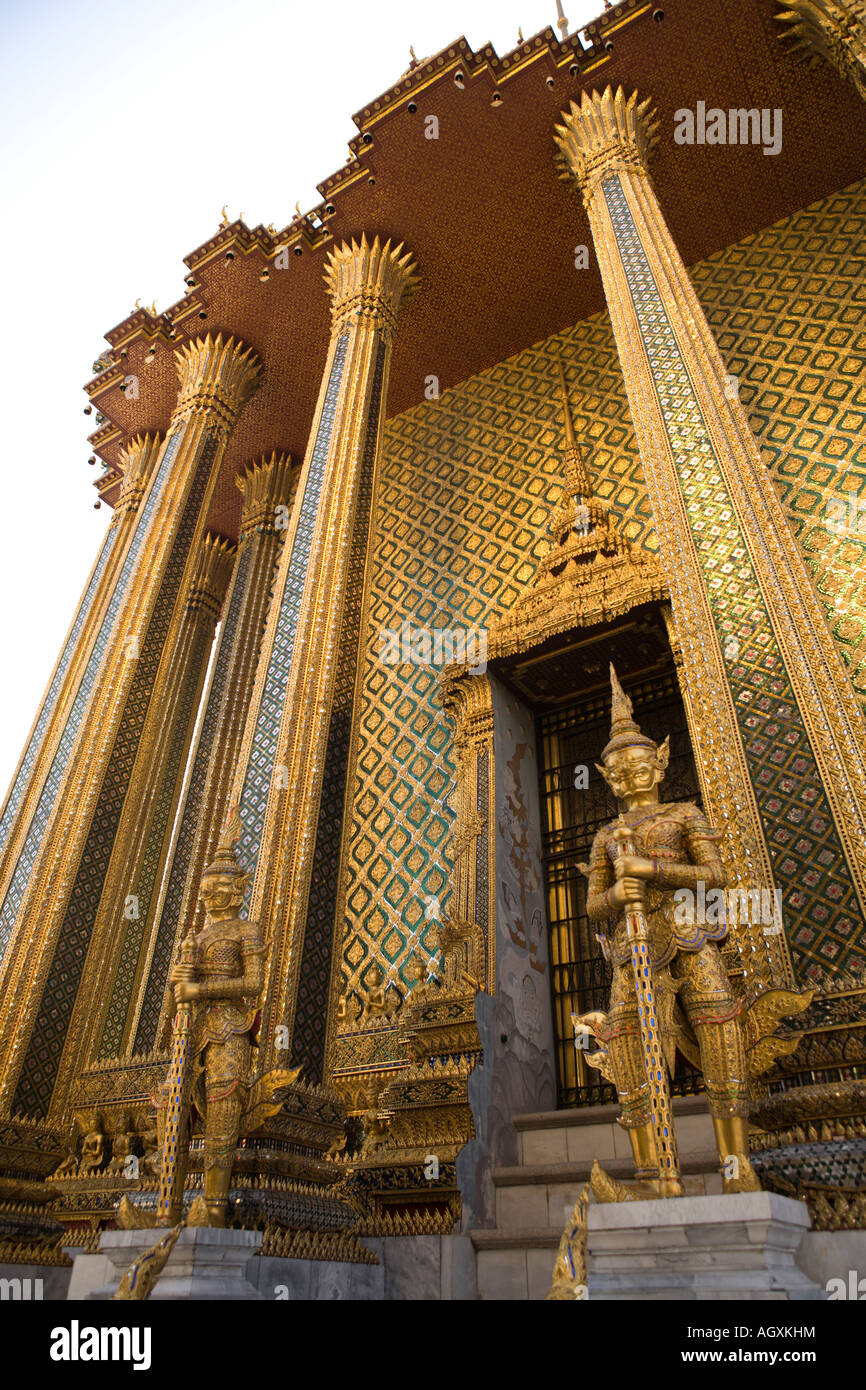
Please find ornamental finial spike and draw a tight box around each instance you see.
[218,802,241,854]
[609,662,633,726]
[556,353,576,449]
[202,803,247,880]
[603,664,657,758]
[555,354,592,498]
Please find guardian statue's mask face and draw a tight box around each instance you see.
[600,743,667,801]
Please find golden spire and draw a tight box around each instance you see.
[557,353,576,449]
[202,803,247,879]
[218,803,241,855]
[556,353,592,498]
[484,374,669,657]
[609,663,637,734]
[603,664,658,757]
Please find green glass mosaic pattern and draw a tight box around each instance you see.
[341,316,649,1015]
[340,182,866,1021]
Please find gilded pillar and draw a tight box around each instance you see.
[82,531,236,1064]
[0,434,162,953]
[229,235,417,1086]
[554,86,866,987]
[0,334,260,1120]
[130,453,296,1055]
[438,672,495,994]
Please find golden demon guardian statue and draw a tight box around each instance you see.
[573,665,810,1202]
[121,807,299,1231]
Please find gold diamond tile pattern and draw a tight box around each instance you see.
[338,181,866,1036]
[692,179,866,698]
[341,314,652,1015]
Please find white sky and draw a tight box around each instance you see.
[0,0,598,796]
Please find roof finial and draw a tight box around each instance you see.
[557,353,576,450]
[554,0,569,39]
[555,353,591,498]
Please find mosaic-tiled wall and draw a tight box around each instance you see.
[338,179,866,1018]
[694,183,866,696]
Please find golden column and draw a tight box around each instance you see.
[0,334,260,1120]
[554,86,866,988]
[74,530,236,1069]
[0,434,163,951]
[230,235,416,1087]
[130,453,296,1055]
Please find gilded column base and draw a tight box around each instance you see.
[47,1073,353,1242]
[747,978,866,1219]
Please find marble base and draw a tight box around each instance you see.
[85,1227,264,1300]
[67,1230,475,1300]
[247,1233,477,1300]
[587,1192,825,1300]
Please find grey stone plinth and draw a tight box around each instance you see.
[587,1192,825,1300]
[85,1226,264,1300]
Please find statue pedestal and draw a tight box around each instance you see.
[86,1227,264,1300]
[587,1192,825,1301]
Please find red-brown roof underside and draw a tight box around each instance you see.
[85,0,866,542]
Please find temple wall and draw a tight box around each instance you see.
[338,178,866,1033]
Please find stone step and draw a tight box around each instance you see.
[472,1099,725,1297]
[493,1153,723,1231]
[513,1094,710,1130]
[512,1096,714,1167]
[470,1228,562,1301]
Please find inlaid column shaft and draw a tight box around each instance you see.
[0,434,162,954]
[554,85,866,987]
[230,235,417,1085]
[0,334,260,1119]
[131,453,296,1055]
[85,531,236,1063]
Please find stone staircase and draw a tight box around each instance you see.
[470,1096,722,1300]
